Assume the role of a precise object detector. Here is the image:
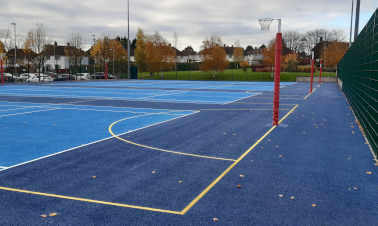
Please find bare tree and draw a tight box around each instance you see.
[328,29,347,42]
[26,23,53,81]
[283,30,302,52]
[0,29,13,51]
[65,32,85,79]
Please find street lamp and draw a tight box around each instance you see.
[110,48,115,76]
[11,23,16,82]
[92,35,96,80]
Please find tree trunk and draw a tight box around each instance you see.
[237,63,239,70]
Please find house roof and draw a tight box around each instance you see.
[178,48,197,56]
[6,48,27,57]
[247,48,263,55]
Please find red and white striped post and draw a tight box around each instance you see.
[273,30,282,125]
[319,59,322,85]
[310,51,314,93]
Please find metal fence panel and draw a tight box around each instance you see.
[339,8,378,155]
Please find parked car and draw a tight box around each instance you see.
[53,74,68,81]
[91,72,115,79]
[27,74,54,82]
[92,72,105,79]
[17,73,31,82]
[45,72,58,78]
[1,73,16,82]
[76,73,92,81]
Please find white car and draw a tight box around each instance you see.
[18,73,32,82]
[27,74,54,82]
[76,73,92,81]
[1,73,16,82]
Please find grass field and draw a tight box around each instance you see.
[135,68,336,81]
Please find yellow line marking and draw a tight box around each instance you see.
[180,105,299,214]
[304,88,317,100]
[109,118,236,162]
[0,186,183,215]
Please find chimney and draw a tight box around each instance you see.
[169,43,171,47]
[54,41,57,47]
[320,37,323,42]
[67,43,70,47]
[232,45,233,47]
[224,44,226,48]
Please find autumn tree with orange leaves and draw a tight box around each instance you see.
[283,51,299,71]
[233,40,244,69]
[262,42,277,77]
[144,31,176,78]
[200,34,229,78]
[321,41,348,68]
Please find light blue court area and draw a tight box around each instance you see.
[0,102,196,167]
[48,80,295,91]
[0,86,260,104]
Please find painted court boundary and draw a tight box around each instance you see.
[0,105,299,215]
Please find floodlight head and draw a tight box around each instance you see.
[11,23,16,25]
[105,59,110,62]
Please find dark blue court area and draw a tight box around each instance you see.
[0,80,377,225]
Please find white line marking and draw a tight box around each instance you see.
[0,109,57,118]
[0,110,199,172]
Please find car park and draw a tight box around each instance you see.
[53,74,68,81]
[17,73,32,82]
[45,72,58,79]
[76,73,92,81]
[27,74,54,82]
[92,72,105,79]
[1,73,16,82]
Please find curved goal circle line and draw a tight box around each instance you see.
[108,114,236,162]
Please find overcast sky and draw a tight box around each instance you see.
[1,0,377,51]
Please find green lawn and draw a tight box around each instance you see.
[136,68,336,81]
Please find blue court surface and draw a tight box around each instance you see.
[0,80,377,225]
[0,86,260,104]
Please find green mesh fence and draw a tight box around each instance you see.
[338,8,378,155]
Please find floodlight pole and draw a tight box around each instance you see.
[92,35,96,80]
[105,59,110,81]
[11,23,16,83]
[349,0,354,47]
[272,19,282,126]
[1,54,5,85]
[310,51,314,93]
[127,0,130,79]
[319,59,322,85]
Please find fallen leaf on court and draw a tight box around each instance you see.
[237,185,242,188]
[179,181,183,183]
[54,124,56,125]
[291,197,295,199]
[312,204,317,207]
[152,171,156,174]
[251,160,253,161]
[349,188,351,190]
[223,133,226,134]
[213,218,219,221]
[352,131,355,134]
[279,155,282,158]
[41,215,47,218]
[233,134,236,135]
[276,146,279,147]
[354,187,357,190]
[49,213,57,217]
[92,176,96,178]
[366,172,372,174]
[261,147,264,149]
[279,195,283,197]
[240,175,244,177]
[303,132,306,133]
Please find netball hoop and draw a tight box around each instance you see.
[259,18,282,126]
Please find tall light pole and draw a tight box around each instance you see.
[11,23,16,82]
[54,41,56,74]
[349,0,354,47]
[110,48,114,76]
[354,0,360,41]
[127,0,130,79]
[92,35,95,80]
